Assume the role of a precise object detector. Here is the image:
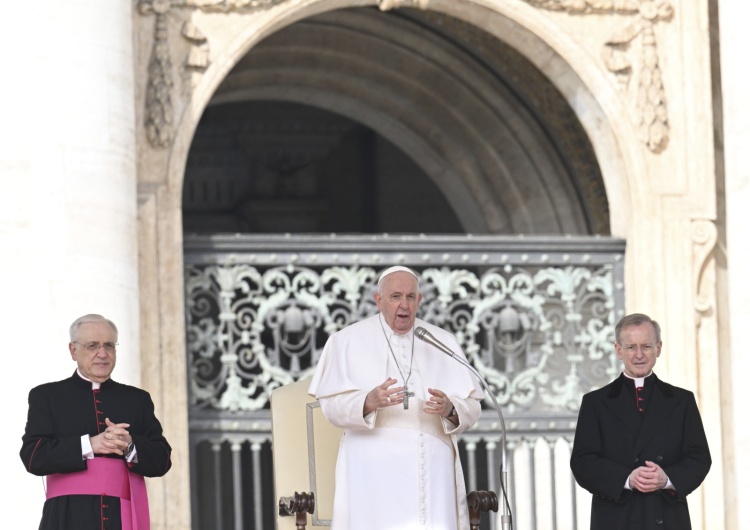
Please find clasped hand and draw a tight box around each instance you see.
[628,460,668,493]
[92,417,132,456]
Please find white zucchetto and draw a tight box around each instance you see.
[377,266,419,286]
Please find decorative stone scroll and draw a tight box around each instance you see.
[522,0,674,152]
[691,218,718,317]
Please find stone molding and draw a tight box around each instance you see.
[137,0,675,153]
[378,0,430,11]
[692,218,718,317]
[522,0,674,152]
[137,0,290,148]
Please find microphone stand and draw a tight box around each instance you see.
[415,327,513,530]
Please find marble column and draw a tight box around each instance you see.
[0,1,139,527]
[720,1,750,529]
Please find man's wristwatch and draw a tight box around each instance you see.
[449,405,457,417]
[126,441,134,455]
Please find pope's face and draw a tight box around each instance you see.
[615,323,661,378]
[374,272,422,334]
[69,321,118,383]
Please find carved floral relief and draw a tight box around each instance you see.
[522,0,674,152]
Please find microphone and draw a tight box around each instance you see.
[415,327,458,359]
[415,326,513,530]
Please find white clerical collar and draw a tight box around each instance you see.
[391,328,414,342]
[622,371,653,388]
[76,369,104,389]
[379,314,414,341]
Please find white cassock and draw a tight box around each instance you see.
[308,314,484,530]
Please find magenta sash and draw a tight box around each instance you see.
[46,457,150,530]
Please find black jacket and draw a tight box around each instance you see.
[570,374,711,530]
[20,372,172,530]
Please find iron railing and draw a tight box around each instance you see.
[184,234,626,530]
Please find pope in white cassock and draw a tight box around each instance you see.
[308,266,484,530]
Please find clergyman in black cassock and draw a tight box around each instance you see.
[570,313,711,530]
[20,314,172,530]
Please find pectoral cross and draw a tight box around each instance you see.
[402,384,416,409]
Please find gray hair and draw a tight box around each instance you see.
[69,314,118,342]
[614,313,661,343]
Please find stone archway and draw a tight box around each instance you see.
[184,7,609,237]
[134,1,722,528]
[202,8,609,236]
[147,1,642,242]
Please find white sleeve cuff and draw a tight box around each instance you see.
[126,443,138,463]
[81,435,94,460]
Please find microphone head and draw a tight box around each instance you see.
[414,326,454,358]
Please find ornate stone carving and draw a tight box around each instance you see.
[141,8,175,148]
[182,0,288,10]
[182,21,210,70]
[139,0,290,14]
[522,0,674,152]
[137,0,290,148]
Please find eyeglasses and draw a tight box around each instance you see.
[620,344,656,354]
[74,341,118,353]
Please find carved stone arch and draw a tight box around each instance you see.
[206,7,596,235]
[184,6,616,236]
[134,0,654,525]
[431,0,646,239]
[150,1,649,239]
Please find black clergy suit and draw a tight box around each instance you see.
[20,372,172,530]
[570,373,711,530]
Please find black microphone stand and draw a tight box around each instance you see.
[415,327,513,530]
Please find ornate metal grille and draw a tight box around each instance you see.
[185,234,625,530]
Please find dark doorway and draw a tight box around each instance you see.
[183,100,464,235]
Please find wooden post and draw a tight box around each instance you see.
[467,490,499,530]
[279,491,315,530]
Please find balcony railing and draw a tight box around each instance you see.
[184,233,626,530]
